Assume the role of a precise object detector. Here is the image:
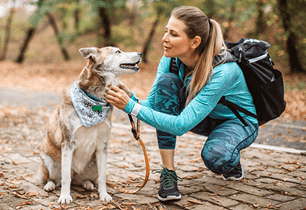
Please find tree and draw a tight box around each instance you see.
[98,7,112,47]
[16,0,44,63]
[47,13,70,60]
[141,6,163,63]
[278,0,305,73]
[1,0,15,61]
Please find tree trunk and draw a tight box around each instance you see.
[15,28,36,63]
[1,1,15,61]
[141,11,161,63]
[254,0,265,38]
[278,0,305,73]
[129,0,138,26]
[223,4,235,41]
[47,13,70,61]
[75,0,80,34]
[15,0,43,63]
[98,7,112,47]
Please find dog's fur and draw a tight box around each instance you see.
[37,47,141,204]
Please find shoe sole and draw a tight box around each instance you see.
[157,194,181,201]
[223,169,244,181]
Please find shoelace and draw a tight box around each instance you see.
[152,166,183,188]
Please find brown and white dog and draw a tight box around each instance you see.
[37,47,141,204]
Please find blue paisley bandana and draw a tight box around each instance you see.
[71,81,112,127]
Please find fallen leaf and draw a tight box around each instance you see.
[11,192,27,199]
[183,174,202,180]
[253,203,259,208]
[75,195,87,198]
[188,199,205,204]
[27,192,38,196]
[17,201,34,206]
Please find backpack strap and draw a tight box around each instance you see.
[170,57,179,75]
[169,57,257,126]
[218,96,257,126]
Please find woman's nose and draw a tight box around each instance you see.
[162,33,169,42]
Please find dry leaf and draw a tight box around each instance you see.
[253,203,259,208]
[76,195,87,198]
[183,174,202,180]
[60,205,68,209]
[11,192,27,199]
[17,201,34,206]
[188,199,205,204]
[27,192,38,196]
[209,193,218,196]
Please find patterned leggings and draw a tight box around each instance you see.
[154,73,258,174]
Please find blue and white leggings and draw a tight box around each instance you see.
[154,73,258,174]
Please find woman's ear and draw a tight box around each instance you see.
[191,36,201,49]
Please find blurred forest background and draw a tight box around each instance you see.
[0,0,305,120]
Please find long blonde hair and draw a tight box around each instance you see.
[171,6,226,105]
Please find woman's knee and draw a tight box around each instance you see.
[201,142,237,174]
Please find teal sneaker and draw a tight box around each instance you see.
[152,166,183,201]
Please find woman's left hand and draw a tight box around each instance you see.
[105,85,130,110]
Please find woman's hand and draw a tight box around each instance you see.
[105,84,130,110]
[119,81,132,98]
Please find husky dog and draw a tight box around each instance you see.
[37,47,141,204]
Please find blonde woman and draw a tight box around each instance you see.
[106,6,258,201]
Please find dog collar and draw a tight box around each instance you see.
[71,81,112,127]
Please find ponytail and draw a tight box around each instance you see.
[185,19,226,105]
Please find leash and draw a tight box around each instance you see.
[106,109,150,193]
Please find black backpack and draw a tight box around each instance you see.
[169,38,286,126]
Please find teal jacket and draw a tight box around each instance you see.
[124,56,258,136]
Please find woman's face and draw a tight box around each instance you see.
[162,16,195,59]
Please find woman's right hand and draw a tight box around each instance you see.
[119,81,132,98]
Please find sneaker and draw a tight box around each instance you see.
[152,166,183,201]
[223,162,244,181]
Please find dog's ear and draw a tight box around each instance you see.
[79,48,101,63]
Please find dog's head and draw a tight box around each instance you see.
[79,47,141,77]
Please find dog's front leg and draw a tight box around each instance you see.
[58,145,74,204]
[96,146,112,202]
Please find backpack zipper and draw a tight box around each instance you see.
[248,51,268,63]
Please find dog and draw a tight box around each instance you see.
[37,47,141,204]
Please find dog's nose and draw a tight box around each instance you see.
[138,53,142,57]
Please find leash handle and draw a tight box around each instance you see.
[106,102,150,194]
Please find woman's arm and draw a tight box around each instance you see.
[123,64,237,136]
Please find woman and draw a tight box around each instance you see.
[105,6,258,201]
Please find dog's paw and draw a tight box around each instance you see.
[82,180,94,190]
[44,181,55,191]
[99,192,112,202]
[58,194,73,204]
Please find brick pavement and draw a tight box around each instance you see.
[0,107,306,210]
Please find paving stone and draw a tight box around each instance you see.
[203,183,238,196]
[2,152,32,164]
[227,182,273,196]
[229,203,255,210]
[173,196,226,210]
[229,193,279,207]
[278,198,306,210]
[190,191,239,207]
[266,194,297,202]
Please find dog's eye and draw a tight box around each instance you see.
[115,50,121,53]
